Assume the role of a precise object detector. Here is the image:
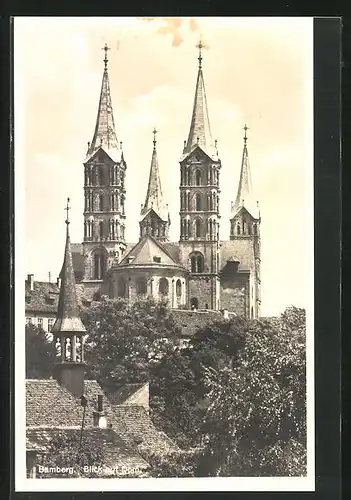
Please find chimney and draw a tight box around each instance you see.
[93,394,107,428]
[56,277,61,288]
[27,274,34,291]
[221,309,229,319]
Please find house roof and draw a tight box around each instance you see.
[25,281,60,314]
[170,309,234,338]
[117,234,186,271]
[26,427,149,475]
[220,240,254,272]
[104,383,147,406]
[26,379,178,455]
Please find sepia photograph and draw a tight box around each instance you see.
[15,16,314,491]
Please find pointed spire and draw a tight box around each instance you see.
[184,40,214,155]
[232,125,259,218]
[86,44,120,160]
[141,129,168,222]
[52,198,86,334]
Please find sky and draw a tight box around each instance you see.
[15,17,314,317]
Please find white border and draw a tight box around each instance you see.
[15,16,315,492]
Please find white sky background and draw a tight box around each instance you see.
[15,17,313,317]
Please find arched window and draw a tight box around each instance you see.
[195,193,202,211]
[248,224,252,235]
[159,278,169,296]
[189,252,204,273]
[93,251,106,280]
[117,278,127,297]
[176,279,182,297]
[99,221,104,238]
[136,277,147,295]
[237,223,241,235]
[195,219,202,238]
[195,169,201,186]
[253,224,257,235]
[99,194,104,211]
[191,297,199,310]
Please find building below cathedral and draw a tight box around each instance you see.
[26,208,177,478]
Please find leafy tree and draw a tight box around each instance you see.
[140,446,203,477]
[39,431,105,478]
[197,306,306,476]
[82,297,182,388]
[25,323,56,379]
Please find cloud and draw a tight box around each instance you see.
[138,17,210,48]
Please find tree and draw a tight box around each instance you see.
[39,431,105,478]
[25,323,56,379]
[198,306,307,476]
[82,297,182,388]
[150,316,248,447]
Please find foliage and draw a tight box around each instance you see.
[40,431,105,478]
[82,297,182,387]
[139,446,203,477]
[197,306,307,476]
[25,323,56,379]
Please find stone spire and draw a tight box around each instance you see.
[141,128,169,222]
[86,44,120,162]
[53,199,86,397]
[53,198,86,334]
[183,40,214,157]
[232,125,259,218]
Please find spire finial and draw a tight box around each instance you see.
[196,39,203,68]
[102,43,110,70]
[153,127,158,149]
[243,124,249,145]
[65,197,71,225]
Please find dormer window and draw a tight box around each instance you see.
[153,256,161,263]
[25,295,31,304]
[128,256,135,263]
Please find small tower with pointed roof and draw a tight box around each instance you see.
[82,44,127,291]
[139,129,170,242]
[179,41,221,311]
[229,126,261,317]
[53,198,86,397]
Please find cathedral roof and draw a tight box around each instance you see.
[117,234,185,270]
[52,203,86,334]
[140,130,169,223]
[181,41,218,162]
[231,126,260,220]
[84,45,122,164]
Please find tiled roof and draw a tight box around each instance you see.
[26,378,178,458]
[118,234,185,270]
[170,309,229,338]
[163,242,181,263]
[105,383,147,406]
[25,281,60,314]
[27,427,149,475]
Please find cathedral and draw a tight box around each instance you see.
[71,42,262,319]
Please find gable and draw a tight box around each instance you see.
[119,235,183,268]
[180,144,217,164]
[140,208,165,224]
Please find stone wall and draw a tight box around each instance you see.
[220,271,250,317]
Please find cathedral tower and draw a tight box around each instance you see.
[82,45,127,288]
[229,125,261,317]
[179,41,221,311]
[139,129,170,242]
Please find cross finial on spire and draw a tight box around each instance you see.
[65,197,71,225]
[243,124,249,144]
[102,43,110,70]
[196,39,203,68]
[153,127,158,149]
